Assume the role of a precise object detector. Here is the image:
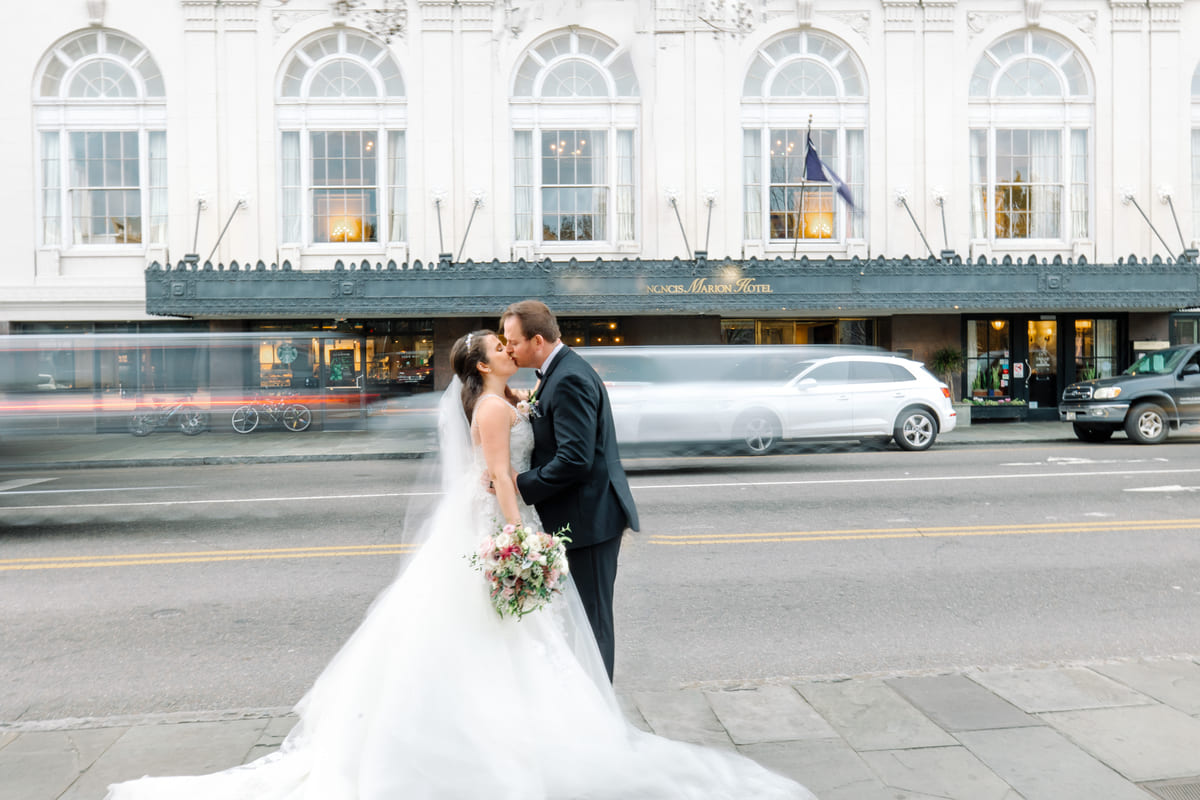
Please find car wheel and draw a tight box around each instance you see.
[1124,403,1168,444]
[178,406,207,435]
[231,406,259,434]
[735,410,780,455]
[894,407,938,451]
[1072,422,1114,443]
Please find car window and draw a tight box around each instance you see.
[1125,349,1188,375]
[803,362,850,384]
[849,361,913,383]
[584,355,653,383]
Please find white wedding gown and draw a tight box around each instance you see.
[105,392,815,800]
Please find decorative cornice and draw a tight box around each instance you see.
[1025,0,1043,27]
[1052,9,1099,42]
[143,255,1200,318]
[796,0,814,27]
[966,10,1008,37]
[882,0,918,30]
[221,0,260,32]
[1148,0,1182,29]
[272,8,324,39]
[1110,0,1147,32]
[827,11,872,42]
[922,1,956,32]
[182,0,218,32]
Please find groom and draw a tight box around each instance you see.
[501,300,639,681]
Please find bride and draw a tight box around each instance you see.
[105,330,815,800]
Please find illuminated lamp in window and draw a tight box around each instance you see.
[802,211,834,239]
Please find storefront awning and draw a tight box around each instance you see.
[145,254,1200,318]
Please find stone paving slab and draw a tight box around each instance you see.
[1040,704,1200,783]
[739,738,894,800]
[796,678,957,751]
[858,746,1023,800]
[704,685,837,745]
[63,719,270,800]
[957,726,1152,800]
[630,689,734,749]
[1092,658,1200,716]
[887,673,1037,731]
[970,666,1154,713]
[0,728,125,800]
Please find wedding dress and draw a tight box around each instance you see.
[105,384,814,800]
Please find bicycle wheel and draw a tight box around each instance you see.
[129,414,155,436]
[282,403,311,432]
[231,405,259,434]
[178,406,207,435]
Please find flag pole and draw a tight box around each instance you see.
[792,115,812,259]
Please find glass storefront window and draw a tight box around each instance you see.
[1074,318,1117,379]
[720,319,873,346]
[560,318,625,347]
[967,319,1011,399]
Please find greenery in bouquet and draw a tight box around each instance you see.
[470,522,572,619]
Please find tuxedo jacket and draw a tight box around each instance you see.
[516,347,639,548]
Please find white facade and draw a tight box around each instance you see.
[4,0,1199,325]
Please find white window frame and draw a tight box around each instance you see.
[276,29,406,255]
[33,30,166,253]
[968,31,1094,252]
[741,31,868,254]
[510,30,641,255]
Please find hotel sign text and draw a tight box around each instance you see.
[645,277,774,295]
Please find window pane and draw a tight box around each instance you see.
[743,129,761,240]
[42,132,61,245]
[281,131,301,243]
[539,130,605,242]
[540,60,607,98]
[310,131,379,243]
[387,130,406,242]
[514,130,533,240]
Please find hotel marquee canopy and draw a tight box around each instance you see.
[145,255,1200,319]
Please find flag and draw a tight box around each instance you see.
[803,136,855,209]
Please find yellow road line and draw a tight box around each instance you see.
[647,518,1200,546]
[0,543,420,572]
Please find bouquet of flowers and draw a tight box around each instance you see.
[470,522,571,619]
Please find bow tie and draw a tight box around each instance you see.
[535,369,544,379]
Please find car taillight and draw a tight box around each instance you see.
[940,386,951,398]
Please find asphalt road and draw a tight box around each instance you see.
[3,440,1200,723]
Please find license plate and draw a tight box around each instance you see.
[1064,411,1076,421]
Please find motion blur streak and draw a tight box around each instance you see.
[648,518,1200,545]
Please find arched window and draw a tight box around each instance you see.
[1192,63,1200,243]
[969,31,1093,245]
[277,29,406,248]
[510,30,639,250]
[34,29,166,249]
[741,31,867,248]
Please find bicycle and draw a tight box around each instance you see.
[231,394,312,434]
[129,397,208,436]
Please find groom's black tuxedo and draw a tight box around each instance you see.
[516,346,638,679]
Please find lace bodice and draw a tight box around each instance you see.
[471,393,538,527]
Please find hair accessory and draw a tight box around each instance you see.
[465,333,474,350]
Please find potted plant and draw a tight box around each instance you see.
[929,346,964,394]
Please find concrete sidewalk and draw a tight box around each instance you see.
[5,657,1200,799]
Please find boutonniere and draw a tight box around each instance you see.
[519,382,543,419]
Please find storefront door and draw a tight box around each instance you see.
[1027,320,1058,409]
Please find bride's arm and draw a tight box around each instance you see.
[475,400,523,526]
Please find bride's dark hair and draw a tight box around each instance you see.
[451,329,495,423]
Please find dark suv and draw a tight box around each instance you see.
[1059,345,1200,443]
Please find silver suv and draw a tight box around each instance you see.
[585,348,957,454]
